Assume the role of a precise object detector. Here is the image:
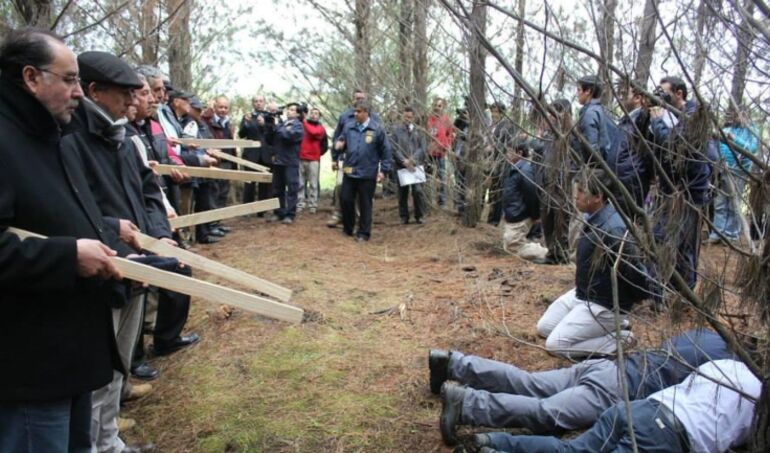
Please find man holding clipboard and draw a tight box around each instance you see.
[390,106,427,225]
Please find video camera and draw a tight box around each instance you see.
[648,86,673,108]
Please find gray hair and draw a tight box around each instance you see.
[135,65,163,82]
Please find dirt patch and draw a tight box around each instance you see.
[123,196,724,452]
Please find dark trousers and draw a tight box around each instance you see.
[485,400,684,453]
[134,266,192,362]
[341,175,376,238]
[398,182,424,221]
[487,169,505,225]
[651,199,702,302]
[272,164,299,219]
[540,203,570,263]
[454,164,467,214]
[214,160,235,208]
[194,182,216,240]
[0,393,92,453]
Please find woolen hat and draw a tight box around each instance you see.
[77,51,143,89]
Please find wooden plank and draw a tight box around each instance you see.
[169,199,279,229]
[135,231,292,302]
[209,149,270,173]
[176,138,262,148]
[6,227,303,324]
[154,164,272,183]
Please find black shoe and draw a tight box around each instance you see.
[218,226,232,233]
[209,228,226,237]
[130,363,160,381]
[415,218,425,225]
[429,349,451,394]
[440,382,465,446]
[153,333,201,356]
[401,218,409,225]
[355,235,369,242]
[197,236,220,244]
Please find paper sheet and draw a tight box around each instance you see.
[397,166,426,186]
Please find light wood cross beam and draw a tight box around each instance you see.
[134,231,292,302]
[169,199,279,229]
[176,138,262,149]
[6,227,303,324]
[154,164,272,183]
[208,149,270,173]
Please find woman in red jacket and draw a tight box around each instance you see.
[298,107,328,213]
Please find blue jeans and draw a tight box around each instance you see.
[485,399,684,453]
[710,169,747,240]
[0,393,92,453]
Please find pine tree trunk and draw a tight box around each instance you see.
[413,0,428,113]
[692,0,709,86]
[140,0,159,64]
[596,0,617,107]
[463,0,487,228]
[166,0,192,90]
[730,0,755,107]
[354,0,372,94]
[633,0,659,84]
[13,0,52,27]
[398,0,414,107]
[511,0,526,126]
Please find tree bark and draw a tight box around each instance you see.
[463,0,487,227]
[12,0,51,27]
[511,0,526,126]
[596,0,618,106]
[166,0,192,90]
[398,0,414,107]
[633,0,659,84]
[730,0,755,107]
[692,0,710,86]
[140,0,159,64]
[413,0,428,114]
[354,0,372,94]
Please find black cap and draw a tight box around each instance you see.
[168,90,193,101]
[78,51,143,89]
[189,96,204,110]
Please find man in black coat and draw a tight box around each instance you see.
[239,94,276,205]
[0,28,123,453]
[61,51,181,453]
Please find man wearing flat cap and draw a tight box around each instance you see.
[61,50,170,453]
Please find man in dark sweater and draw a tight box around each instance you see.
[535,169,648,358]
[501,139,548,261]
[431,329,733,446]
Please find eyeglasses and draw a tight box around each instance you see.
[37,67,81,86]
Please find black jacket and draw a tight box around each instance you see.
[502,160,539,223]
[574,203,648,311]
[239,111,276,165]
[0,78,119,402]
[63,102,172,246]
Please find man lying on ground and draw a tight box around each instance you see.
[429,329,732,446]
[460,359,759,453]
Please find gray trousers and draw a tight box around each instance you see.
[298,160,320,209]
[91,294,144,453]
[450,352,623,433]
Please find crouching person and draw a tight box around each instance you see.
[501,139,548,261]
[536,169,648,358]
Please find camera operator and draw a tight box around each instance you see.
[239,94,277,205]
[269,102,305,224]
[647,76,715,304]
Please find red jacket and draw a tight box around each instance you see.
[299,119,327,161]
[427,114,454,157]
